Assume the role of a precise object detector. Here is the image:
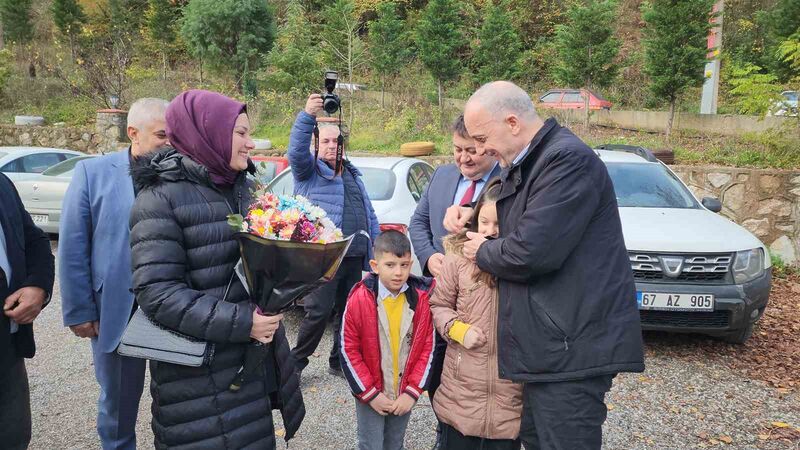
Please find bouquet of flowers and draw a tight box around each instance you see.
[231,192,343,244]
[227,192,364,391]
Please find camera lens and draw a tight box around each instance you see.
[323,94,340,114]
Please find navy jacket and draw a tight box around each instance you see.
[0,173,54,370]
[409,163,501,272]
[476,119,645,382]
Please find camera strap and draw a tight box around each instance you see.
[313,108,345,181]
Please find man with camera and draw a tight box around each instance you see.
[288,87,380,380]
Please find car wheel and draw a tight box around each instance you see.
[722,322,754,344]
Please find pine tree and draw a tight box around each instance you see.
[181,0,277,94]
[0,0,33,45]
[146,0,181,80]
[265,0,323,93]
[51,0,87,56]
[415,0,464,126]
[472,2,521,85]
[643,0,714,139]
[368,2,410,108]
[554,0,620,127]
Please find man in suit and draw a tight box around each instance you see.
[0,172,55,450]
[408,114,499,449]
[60,98,169,450]
[410,114,500,278]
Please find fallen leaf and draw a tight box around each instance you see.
[709,438,719,445]
[757,434,770,440]
[719,435,733,444]
[771,421,790,428]
[312,352,320,358]
[308,387,318,393]
[275,428,286,438]
[698,432,709,440]
[335,397,346,404]
[607,403,615,411]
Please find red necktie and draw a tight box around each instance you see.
[459,180,478,206]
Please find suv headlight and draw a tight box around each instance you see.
[732,248,765,284]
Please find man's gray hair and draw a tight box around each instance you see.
[127,98,169,130]
[317,122,340,133]
[468,81,538,120]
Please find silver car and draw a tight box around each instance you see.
[0,146,85,182]
[267,156,435,275]
[16,155,96,234]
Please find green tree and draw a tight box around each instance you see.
[320,0,368,125]
[0,0,33,44]
[554,0,619,127]
[368,1,410,108]
[146,0,181,80]
[181,0,276,94]
[265,0,323,93]
[728,63,783,115]
[0,0,34,77]
[51,0,87,58]
[415,0,464,126]
[472,2,521,86]
[757,0,800,81]
[642,0,714,139]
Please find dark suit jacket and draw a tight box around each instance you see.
[0,172,55,369]
[409,163,501,273]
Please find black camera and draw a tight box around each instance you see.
[322,70,341,115]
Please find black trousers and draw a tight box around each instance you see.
[520,375,614,450]
[291,257,363,372]
[441,422,521,450]
[0,358,31,450]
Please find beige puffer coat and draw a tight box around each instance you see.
[430,252,523,440]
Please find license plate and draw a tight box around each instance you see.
[31,214,49,225]
[637,292,714,312]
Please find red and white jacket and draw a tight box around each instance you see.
[340,273,436,403]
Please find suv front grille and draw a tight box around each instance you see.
[640,310,730,328]
[629,252,732,283]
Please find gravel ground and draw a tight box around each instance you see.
[26,241,799,449]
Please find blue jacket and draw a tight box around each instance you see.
[59,150,136,354]
[288,111,380,270]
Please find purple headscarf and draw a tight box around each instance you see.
[166,90,247,186]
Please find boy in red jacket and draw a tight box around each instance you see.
[340,230,436,450]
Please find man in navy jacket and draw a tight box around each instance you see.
[450,81,645,450]
[0,172,55,449]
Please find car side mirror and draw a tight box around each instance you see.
[702,197,722,213]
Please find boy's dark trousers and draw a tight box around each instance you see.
[292,257,363,373]
[519,375,614,450]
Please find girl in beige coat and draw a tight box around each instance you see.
[430,180,523,450]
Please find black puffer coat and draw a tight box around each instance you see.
[129,148,304,449]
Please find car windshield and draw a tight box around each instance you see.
[42,156,89,176]
[269,166,396,201]
[605,162,699,209]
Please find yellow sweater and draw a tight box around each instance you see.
[382,292,406,393]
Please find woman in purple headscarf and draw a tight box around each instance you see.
[129,90,304,449]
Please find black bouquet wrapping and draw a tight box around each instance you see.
[228,230,367,391]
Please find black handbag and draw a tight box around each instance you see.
[117,273,235,366]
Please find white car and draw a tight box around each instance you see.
[266,156,435,275]
[15,155,96,234]
[0,146,85,182]
[597,145,771,343]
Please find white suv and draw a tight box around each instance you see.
[596,145,772,343]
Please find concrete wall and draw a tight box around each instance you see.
[558,108,794,136]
